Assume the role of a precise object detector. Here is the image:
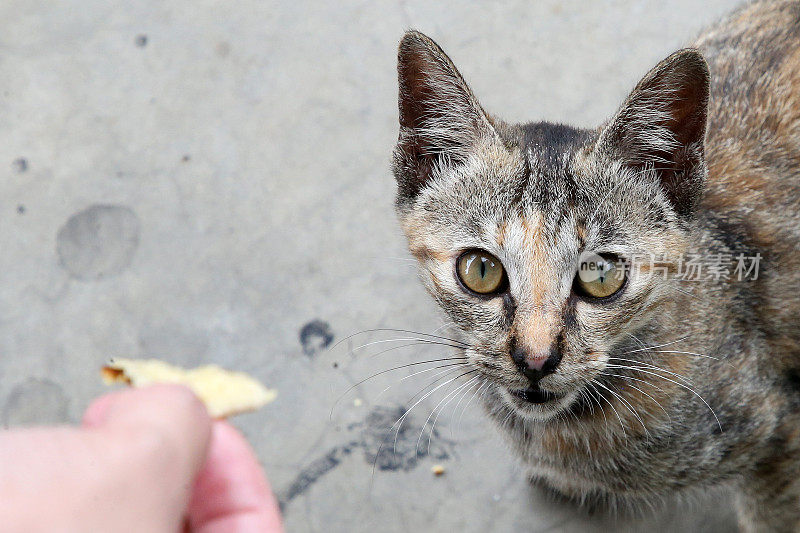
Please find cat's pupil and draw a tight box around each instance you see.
[480,260,487,278]
[597,261,614,283]
[598,262,609,283]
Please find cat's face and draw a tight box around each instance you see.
[393,32,708,421]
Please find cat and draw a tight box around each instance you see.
[391,1,800,531]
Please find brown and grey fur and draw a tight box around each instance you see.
[391,2,800,531]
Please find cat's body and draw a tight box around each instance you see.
[392,1,800,531]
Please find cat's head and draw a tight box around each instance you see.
[392,31,709,421]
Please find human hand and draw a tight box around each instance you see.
[0,384,283,532]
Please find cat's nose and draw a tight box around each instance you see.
[511,344,562,384]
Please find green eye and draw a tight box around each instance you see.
[575,253,626,299]
[456,250,506,295]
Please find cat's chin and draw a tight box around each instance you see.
[501,387,580,421]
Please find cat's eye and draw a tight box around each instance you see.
[456,250,507,295]
[574,253,627,299]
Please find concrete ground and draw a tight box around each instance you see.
[0,1,744,531]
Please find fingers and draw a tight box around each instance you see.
[0,385,214,533]
[92,384,212,482]
[83,386,284,532]
[188,421,284,533]
[84,385,213,530]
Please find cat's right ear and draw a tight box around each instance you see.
[393,31,493,202]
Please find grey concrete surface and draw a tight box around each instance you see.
[0,1,743,531]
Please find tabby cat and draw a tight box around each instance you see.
[391,1,800,531]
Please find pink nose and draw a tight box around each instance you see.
[511,344,562,385]
[525,354,549,371]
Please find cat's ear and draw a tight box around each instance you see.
[393,30,494,202]
[596,49,710,216]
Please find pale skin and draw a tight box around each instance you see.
[0,384,284,533]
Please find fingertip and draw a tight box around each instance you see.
[87,385,213,479]
[146,383,212,429]
[76,385,215,530]
[188,421,283,532]
[82,393,118,428]
[84,385,211,429]
[208,422,273,494]
[209,422,263,470]
[103,384,210,426]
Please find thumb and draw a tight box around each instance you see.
[83,385,213,529]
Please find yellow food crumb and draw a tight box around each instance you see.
[432,464,445,476]
[102,358,277,419]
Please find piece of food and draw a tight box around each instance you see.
[432,464,445,476]
[102,358,277,418]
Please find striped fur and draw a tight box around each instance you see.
[392,2,800,531]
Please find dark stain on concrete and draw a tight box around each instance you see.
[278,405,454,509]
[2,378,70,428]
[299,319,334,356]
[135,34,148,47]
[216,41,231,58]
[17,205,25,214]
[361,405,451,472]
[12,158,27,173]
[279,440,360,512]
[56,204,140,281]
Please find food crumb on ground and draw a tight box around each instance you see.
[432,464,445,476]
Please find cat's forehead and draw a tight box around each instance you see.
[519,122,594,170]
[419,121,597,224]
[406,125,594,259]
[515,121,596,209]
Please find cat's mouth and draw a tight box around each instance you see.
[500,381,580,419]
[511,387,562,404]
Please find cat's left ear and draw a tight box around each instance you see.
[596,49,710,216]
[393,31,495,203]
